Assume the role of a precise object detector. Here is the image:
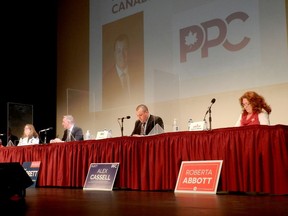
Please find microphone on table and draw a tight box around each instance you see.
[118,116,131,120]
[203,98,216,120]
[39,127,53,133]
[117,116,131,137]
[203,98,216,130]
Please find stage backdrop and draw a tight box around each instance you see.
[56,0,288,138]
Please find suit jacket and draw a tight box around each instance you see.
[102,65,144,109]
[62,126,84,141]
[131,115,164,136]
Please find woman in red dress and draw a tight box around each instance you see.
[235,91,272,126]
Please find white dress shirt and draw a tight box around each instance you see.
[18,137,40,146]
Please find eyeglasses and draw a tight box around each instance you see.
[242,103,250,107]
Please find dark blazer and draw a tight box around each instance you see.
[131,115,164,136]
[62,126,84,141]
[102,65,144,109]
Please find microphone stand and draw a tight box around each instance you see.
[44,131,47,144]
[208,107,212,131]
[120,118,124,137]
[203,98,216,131]
[118,117,130,137]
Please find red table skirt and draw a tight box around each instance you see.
[1,125,287,194]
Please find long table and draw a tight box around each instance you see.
[0,125,287,194]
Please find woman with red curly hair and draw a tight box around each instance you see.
[235,91,272,126]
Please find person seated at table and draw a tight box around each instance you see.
[1,127,19,147]
[7,127,19,146]
[18,124,40,146]
[50,115,83,143]
[131,104,164,136]
[235,91,272,126]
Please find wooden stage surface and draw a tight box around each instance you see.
[1,187,288,216]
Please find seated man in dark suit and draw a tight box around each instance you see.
[50,115,83,143]
[131,104,164,136]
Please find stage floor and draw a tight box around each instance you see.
[1,187,288,216]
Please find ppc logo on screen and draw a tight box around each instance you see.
[179,11,250,63]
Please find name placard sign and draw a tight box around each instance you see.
[175,160,223,194]
[96,130,112,140]
[22,161,41,188]
[83,163,119,191]
[188,121,207,131]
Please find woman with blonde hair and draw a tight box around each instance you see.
[235,91,272,126]
[18,124,39,146]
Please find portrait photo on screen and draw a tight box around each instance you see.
[102,12,144,110]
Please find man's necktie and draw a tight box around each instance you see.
[140,122,146,135]
[120,73,130,97]
[67,130,71,141]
